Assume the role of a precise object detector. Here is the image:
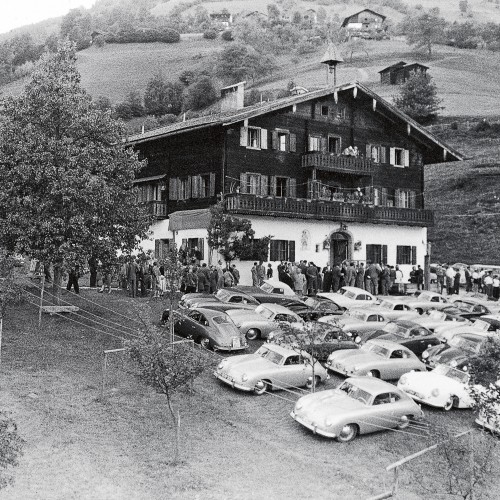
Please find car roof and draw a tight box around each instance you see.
[257,303,297,313]
[263,342,301,356]
[345,376,399,393]
[386,320,422,328]
[366,339,413,351]
[192,308,231,319]
[341,286,370,294]
[455,332,486,341]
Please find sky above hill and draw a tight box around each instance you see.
[1,0,96,35]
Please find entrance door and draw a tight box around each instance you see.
[330,233,349,266]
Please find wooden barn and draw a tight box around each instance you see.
[341,9,386,32]
[379,62,430,85]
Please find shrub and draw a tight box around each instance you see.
[221,30,233,41]
[203,29,218,40]
[158,114,178,126]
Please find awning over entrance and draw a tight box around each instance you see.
[169,208,211,231]
[133,174,166,184]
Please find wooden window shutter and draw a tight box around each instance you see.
[186,176,192,199]
[380,146,387,164]
[366,144,371,159]
[198,239,205,260]
[240,173,248,193]
[260,128,268,149]
[270,176,277,196]
[396,246,402,264]
[288,240,295,262]
[381,188,388,206]
[320,137,328,153]
[155,240,161,259]
[382,245,388,265]
[404,149,410,167]
[288,178,297,198]
[271,131,278,150]
[260,175,268,196]
[240,126,248,146]
[411,246,417,265]
[389,147,396,165]
[191,175,199,199]
[409,190,416,209]
[169,177,178,200]
[270,240,279,261]
[209,173,215,197]
[289,133,296,152]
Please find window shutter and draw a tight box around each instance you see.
[260,128,268,149]
[288,178,297,198]
[289,133,296,152]
[380,146,387,164]
[270,176,277,196]
[381,187,388,206]
[186,176,192,199]
[240,127,248,146]
[191,175,199,199]
[404,149,410,167]
[308,136,314,151]
[409,190,416,209]
[389,147,396,165]
[396,246,402,264]
[320,137,328,153]
[155,240,161,259]
[270,240,279,261]
[240,173,248,193]
[394,188,401,208]
[411,246,417,266]
[271,131,278,150]
[382,245,388,265]
[209,173,215,197]
[169,177,178,200]
[260,175,268,196]
[198,239,205,260]
[366,144,371,159]
[288,240,295,262]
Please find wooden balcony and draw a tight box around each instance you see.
[302,153,374,175]
[225,194,433,227]
[144,201,168,218]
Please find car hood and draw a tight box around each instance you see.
[401,371,464,392]
[214,323,245,340]
[429,347,468,364]
[327,349,383,367]
[376,333,406,343]
[220,354,281,376]
[296,389,364,416]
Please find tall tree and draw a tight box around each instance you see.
[184,77,218,110]
[405,11,447,56]
[0,42,151,295]
[144,74,184,116]
[393,72,443,124]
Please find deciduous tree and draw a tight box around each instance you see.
[144,74,184,116]
[184,77,218,110]
[405,10,447,56]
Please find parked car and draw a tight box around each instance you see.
[286,296,346,321]
[399,291,451,314]
[225,303,303,340]
[422,332,487,370]
[450,296,500,315]
[267,321,360,361]
[214,342,328,395]
[325,339,426,380]
[167,307,248,351]
[434,315,500,343]
[319,308,389,335]
[363,320,441,358]
[397,364,474,411]
[179,292,216,309]
[358,299,419,320]
[410,309,470,333]
[439,302,491,322]
[291,377,424,441]
[316,286,377,309]
[232,281,300,305]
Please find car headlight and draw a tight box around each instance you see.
[268,333,274,340]
[450,360,458,368]
[241,373,248,382]
[352,365,359,372]
[400,375,408,385]
[431,388,439,397]
[422,351,429,359]
[217,360,228,370]
[325,418,334,427]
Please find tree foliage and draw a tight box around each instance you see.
[404,10,447,56]
[0,42,151,290]
[184,77,218,110]
[0,412,25,490]
[60,8,93,50]
[393,71,443,123]
[144,74,184,116]
[0,254,24,321]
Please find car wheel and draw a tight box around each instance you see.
[305,376,321,390]
[443,396,457,411]
[246,328,260,341]
[254,380,270,395]
[367,370,380,378]
[200,338,210,350]
[336,424,358,443]
[397,415,411,430]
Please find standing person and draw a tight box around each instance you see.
[266,263,273,279]
[66,264,80,294]
[127,258,138,298]
[381,265,391,296]
[292,265,306,297]
[209,266,218,293]
[445,265,455,295]
[185,266,197,293]
[231,264,240,286]
[493,275,500,300]
[251,262,258,286]
[332,264,341,292]
[436,264,445,294]
[484,271,493,299]
[465,266,472,292]
[322,264,333,293]
[196,266,207,293]
[453,269,461,295]
[395,265,404,294]
[151,261,160,297]
[416,265,424,291]
[223,267,235,288]
[355,263,365,290]
[348,263,356,287]
[344,263,353,289]
[201,263,211,293]
[257,261,266,285]
[216,260,224,290]
[367,262,380,296]
[472,268,480,294]
[306,262,318,296]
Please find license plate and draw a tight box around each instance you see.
[232,338,241,348]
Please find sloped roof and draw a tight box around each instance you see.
[126,81,463,162]
[379,61,407,74]
[341,9,387,27]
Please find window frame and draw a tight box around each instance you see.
[247,126,261,149]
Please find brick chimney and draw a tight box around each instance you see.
[220,81,245,112]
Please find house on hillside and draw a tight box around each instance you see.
[128,80,462,284]
[303,9,317,24]
[342,9,386,36]
[209,12,233,26]
[379,62,429,85]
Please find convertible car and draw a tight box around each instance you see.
[397,364,474,411]
[291,377,424,441]
[214,343,328,395]
[325,339,426,380]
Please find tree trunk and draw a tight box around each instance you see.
[52,265,63,305]
[89,256,98,288]
[165,389,180,464]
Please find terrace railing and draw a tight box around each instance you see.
[302,153,374,175]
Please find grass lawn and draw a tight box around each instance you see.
[1,277,499,499]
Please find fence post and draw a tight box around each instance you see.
[100,351,108,401]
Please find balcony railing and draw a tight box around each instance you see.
[302,153,374,175]
[225,194,433,227]
[144,201,168,218]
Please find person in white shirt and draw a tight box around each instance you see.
[394,265,404,294]
[483,272,493,298]
[445,265,456,295]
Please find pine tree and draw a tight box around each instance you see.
[393,72,443,124]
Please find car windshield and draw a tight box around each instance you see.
[348,310,368,321]
[380,301,394,310]
[255,345,284,365]
[260,283,283,294]
[426,310,446,320]
[212,316,231,325]
[383,322,407,336]
[419,293,434,302]
[362,343,390,358]
[338,381,372,405]
[473,320,492,332]
[343,291,357,299]
[305,297,319,308]
[434,364,469,384]
[450,336,481,352]
[454,302,475,313]
[215,289,230,301]
[256,305,274,319]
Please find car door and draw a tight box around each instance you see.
[404,328,430,356]
[280,353,308,387]
[175,310,197,339]
[365,392,400,432]
[384,348,407,379]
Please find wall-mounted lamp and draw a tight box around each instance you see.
[340,222,348,231]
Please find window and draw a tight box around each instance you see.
[321,105,329,116]
[178,178,189,200]
[308,135,321,152]
[396,246,417,265]
[328,135,341,154]
[271,130,296,152]
[366,244,387,265]
[278,132,287,151]
[390,147,410,167]
[248,127,260,148]
[395,189,416,209]
[270,240,295,262]
[169,174,215,201]
[275,177,288,197]
[181,238,205,262]
[240,126,268,150]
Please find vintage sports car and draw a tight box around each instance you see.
[434,315,500,343]
[214,343,328,395]
[316,286,377,310]
[267,321,360,361]
[362,320,441,358]
[422,332,487,370]
[410,309,470,333]
[179,289,260,309]
[319,309,389,334]
[284,297,345,321]
[397,364,474,410]
[399,291,451,315]
[359,299,419,320]
[438,302,490,322]
[290,377,424,441]
[225,303,303,340]
[168,307,248,351]
[325,339,426,380]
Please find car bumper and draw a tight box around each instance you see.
[213,371,253,392]
[214,343,248,352]
[400,389,443,409]
[290,411,337,438]
[325,361,352,377]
